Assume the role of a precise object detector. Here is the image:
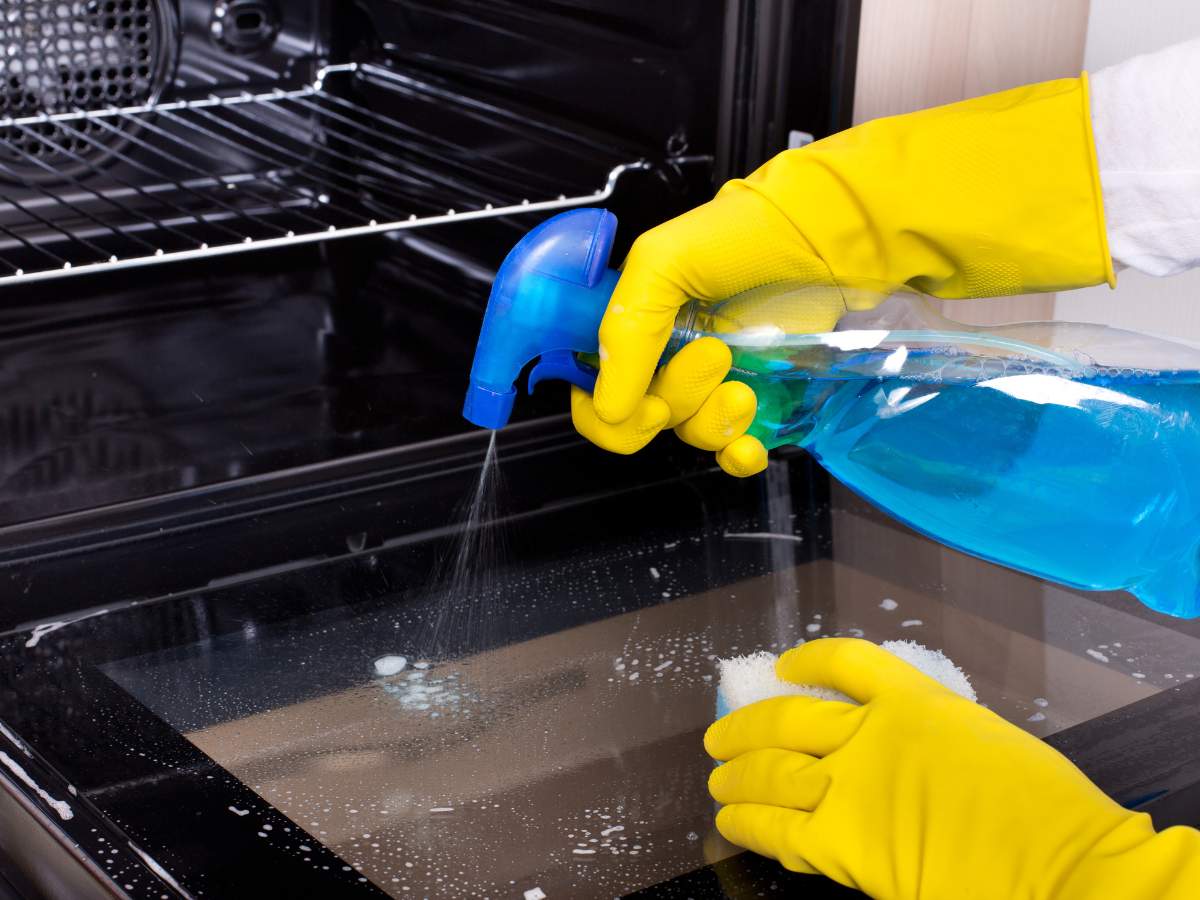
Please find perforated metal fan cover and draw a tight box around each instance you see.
[0,0,178,180]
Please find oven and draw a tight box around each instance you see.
[4,2,1200,899]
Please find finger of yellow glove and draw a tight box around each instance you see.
[674,380,757,452]
[704,695,864,761]
[571,386,670,455]
[708,748,829,810]
[594,231,690,424]
[715,804,819,876]
[716,434,769,477]
[776,637,939,705]
[648,336,732,428]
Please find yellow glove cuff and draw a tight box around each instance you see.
[733,74,1116,298]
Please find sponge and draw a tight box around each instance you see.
[716,640,976,719]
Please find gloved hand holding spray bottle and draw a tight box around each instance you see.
[464,72,1200,619]
[464,62,1200,900]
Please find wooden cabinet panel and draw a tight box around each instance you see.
[852,0,1092,324]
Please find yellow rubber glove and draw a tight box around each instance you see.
[575,75,1115,476]
[705,638,1200,900]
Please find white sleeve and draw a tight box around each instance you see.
[1089,38,1200,277]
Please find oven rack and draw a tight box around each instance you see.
[0,63,649,287]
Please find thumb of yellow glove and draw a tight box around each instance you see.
[705,639,1200,900]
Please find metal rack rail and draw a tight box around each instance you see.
[0,63,648,287]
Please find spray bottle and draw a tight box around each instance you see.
[464,209,1200,617]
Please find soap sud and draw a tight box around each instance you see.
[23,608,110,648]
[378,663,473,716]
[1086,648,1110,663]
[128,842,189,896]
[0,720,30,756]
[609,617,913,691]
[717,640,977,711]
[610,627,720,687]
[722,531,805,543]
[879,598,899,611]
[559,805,650,864]
[0,751,72,820]
[372,655,408,677]
[900,619,923,628]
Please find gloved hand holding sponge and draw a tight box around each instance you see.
[574,75,1114,475]
[705,639,1200,899]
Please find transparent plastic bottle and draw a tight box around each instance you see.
[465,210,1200,618]
[669,280,1200,617]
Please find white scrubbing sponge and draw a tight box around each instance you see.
[881,639,975,701]
[717,651,853,709]
[716,639,976,716]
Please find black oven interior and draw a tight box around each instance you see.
[0,0,854,527]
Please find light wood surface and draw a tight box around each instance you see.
[853,0,1092,325]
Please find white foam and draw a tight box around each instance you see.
[0,751,73,820]
[718,651,851,705]
[723,531,805,543]
[0,720,29,756]
[23,608,110,648]
[717,639,976,712]
[373,655,408,677]
[128,842,189,896]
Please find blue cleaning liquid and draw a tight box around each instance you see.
[735,354,1200,617]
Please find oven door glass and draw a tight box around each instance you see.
[3,440,1200,899]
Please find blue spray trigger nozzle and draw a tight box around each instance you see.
[462,383,517,431]
[528,350,598,394]
[463,208,621,429]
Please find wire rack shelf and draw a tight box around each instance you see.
[0,63,648,287]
